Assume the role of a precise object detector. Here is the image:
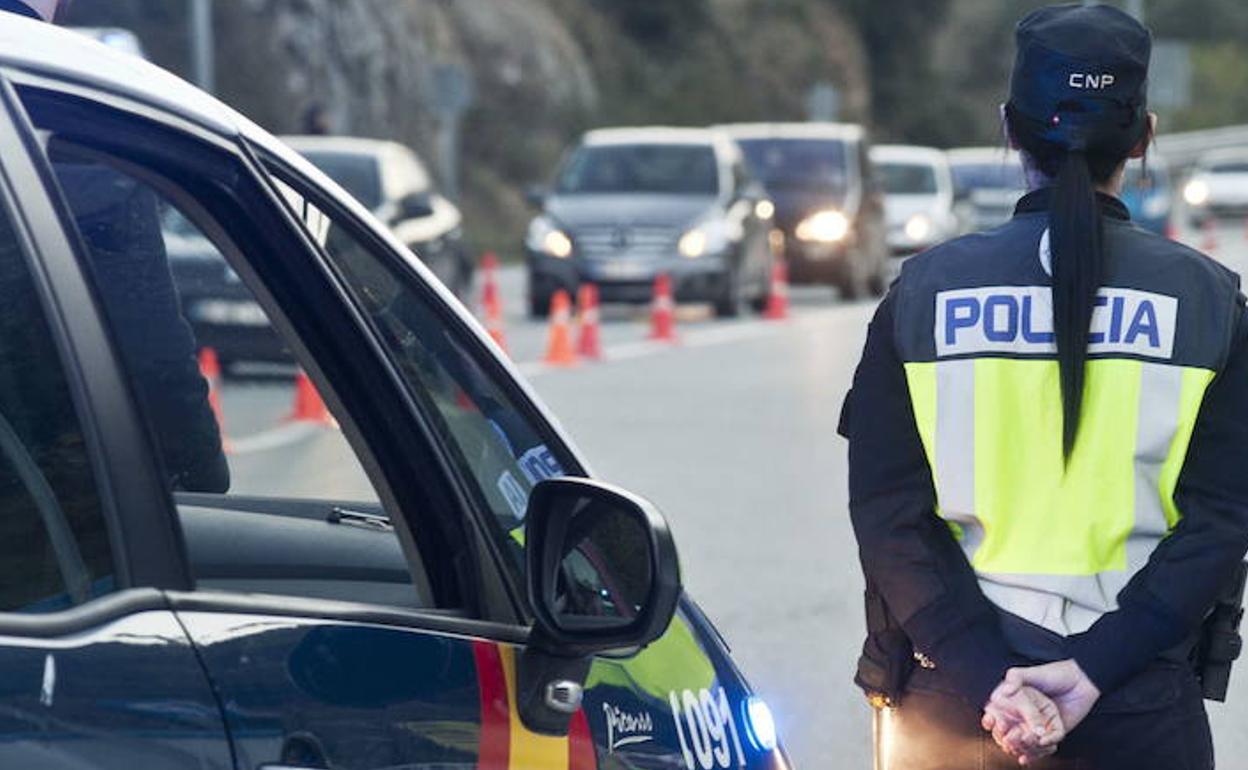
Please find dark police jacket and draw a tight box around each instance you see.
[841,189,1248,707]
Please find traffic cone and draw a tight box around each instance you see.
[479,252,508,354]
[576,283,603,360]
[197,347,231,452]
[648,273,678,342]
[287,368,335,425]
[1163,220,1178,241]
[764,259,790,321]
[1201,217,1219,254]
[543,289,578,366]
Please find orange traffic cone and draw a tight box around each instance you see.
[543,289,578,366]
[648,273,678,342]
[1201,217,1219,254]
[287,369,335,425]
[197,347,231,452]
[576,283,603,360]
[479,252,508,354]
[764,259,790,321]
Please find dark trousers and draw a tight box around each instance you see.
[876,663,1214,770]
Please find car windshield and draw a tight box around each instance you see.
[555,143,719,195]
[878,162,938,195]
[950,161,1026,193]
[299,151,384,210]
[737,138,848,192]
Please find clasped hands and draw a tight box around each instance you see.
[980,659,1102,765]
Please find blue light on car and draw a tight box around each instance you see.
[742,696,778,752]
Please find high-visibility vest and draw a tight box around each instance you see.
[893,216,1241,637]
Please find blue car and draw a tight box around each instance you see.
[0,16,790,770]
[1120,157,1174,236]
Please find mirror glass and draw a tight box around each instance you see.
[551,494,653,632]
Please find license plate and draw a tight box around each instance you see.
[189,299,270,327]
[598,261,651,279]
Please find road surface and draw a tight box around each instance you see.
[217,214,1248,769]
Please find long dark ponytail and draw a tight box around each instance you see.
[1006,105,1145,458]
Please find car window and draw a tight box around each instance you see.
[22,95,444,611]
[737,138,849,193]
[268,166,575,576]
[878,162,938,195]
[0,179,115,613]
[556,143,719,196]
[299,151,384,210]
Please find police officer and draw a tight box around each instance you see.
[842,5,1248,768]
[1,1,230,492]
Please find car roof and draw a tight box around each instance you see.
[280,135,410,158]
[946,146,1022,165]
[0,14,238,135]
[871,144,949,166]
[1197,147,1248,167]
[716,122,864,142]
[582,126,725,147]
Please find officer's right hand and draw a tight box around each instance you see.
[995,660,1101,737]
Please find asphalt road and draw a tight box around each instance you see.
[217,213,1248,769]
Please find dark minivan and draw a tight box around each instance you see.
[526,127,774,318]
[720,123,888,299]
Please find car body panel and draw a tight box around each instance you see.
[0,16,787,770]
[947,147,1027,234]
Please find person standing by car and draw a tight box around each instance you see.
[2,0,229,492]
[842,5,1248,767]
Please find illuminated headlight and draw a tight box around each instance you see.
[754,199,775,220]
[904,214,932,243]
[526,216,573,258]
[742,696,778,752]
[1184,179,1210,207]
[795,210,850,243]
[678,228,709,258]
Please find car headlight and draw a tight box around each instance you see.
[795,210,850,243]
[677,218,736,259]
[904,214,932,243]
[754,199,775,220]
[526,216,573,258]
[1184,179,1210,207]
[678,228,709,258]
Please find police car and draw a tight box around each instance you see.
[0,17,789,770]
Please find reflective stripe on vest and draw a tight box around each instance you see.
[905,328,1213,636]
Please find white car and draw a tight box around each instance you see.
[947,147,1028,233]
[281,136,471,296]
[1183,148,1248,226]
[870,145,958,263]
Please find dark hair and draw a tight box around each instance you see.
[1005,105,1148,458]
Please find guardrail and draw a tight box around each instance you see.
[1156,125,1248,171]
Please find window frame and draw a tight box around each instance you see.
[7,72,533,634]
[255,145,591,624]
[0,72,185,605]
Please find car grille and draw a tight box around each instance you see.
[572,225,679,258]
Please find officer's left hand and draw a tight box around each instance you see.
[982,685,1064,765]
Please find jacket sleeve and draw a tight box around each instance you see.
[1069,301,1248,693]
[843,290,1012,708]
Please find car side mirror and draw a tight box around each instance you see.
[517,477,681,734]
[399,192,435,220]
[525,184,548,209]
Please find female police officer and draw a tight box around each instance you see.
[842,5,1248,768]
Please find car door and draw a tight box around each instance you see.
[257,147,781,770]
[0,75,231,769]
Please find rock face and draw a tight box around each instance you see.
[63,0,871,256]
